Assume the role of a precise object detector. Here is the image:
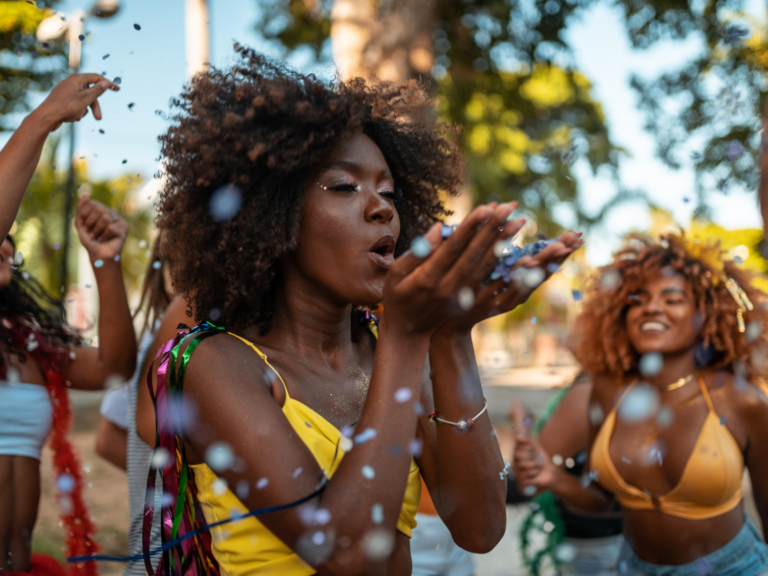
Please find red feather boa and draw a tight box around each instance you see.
[7,320,100,576]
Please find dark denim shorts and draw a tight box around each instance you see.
[618,516,768,576]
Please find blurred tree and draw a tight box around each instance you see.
[11,140,154,298]
[254,0,653,237]
[256,0,767,230]
[0,0,66,128]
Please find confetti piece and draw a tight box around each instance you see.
[209,184,243,221]
[93,260,103,268]
[355,428,377,444]
[102,53,109,59]
[362,465,375,479]
[458,287,474,310]
[522,485,536,496]
[133,23,141,30]
[410,236,432,258]
[57,474,75,494]
[639,352,663,376]
[618,385,659,423]
[371,504,384,524]
[720,415,726,425]
[256,477,268,489]
[394,388,412,403]
[151,448,170,469]
[152,260,161,270]
[113,77,122,85]
[205,442,234,471]
[572,289,583,301]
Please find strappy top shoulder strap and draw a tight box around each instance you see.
[614,380,637,409]
[696,373,716,413]
[227,332,290,397]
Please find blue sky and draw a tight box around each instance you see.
[9,0,767,265]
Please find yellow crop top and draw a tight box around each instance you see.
[190,333,422,576]
[590,374,743,520]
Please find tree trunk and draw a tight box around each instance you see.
[330,0,436,82]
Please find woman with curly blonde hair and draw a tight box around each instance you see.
[514,233,768,576]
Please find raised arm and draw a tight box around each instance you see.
[418,215,583,550]
[513,373,616,514]
[0,74,118,239]
[62,195,136,389]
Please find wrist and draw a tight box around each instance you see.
[377,316,432,347]
[25,106,59,135]
[431,324,472,345]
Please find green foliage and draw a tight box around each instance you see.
[12,140,154,298]
[256,0,768,230]
[0,1,66,128]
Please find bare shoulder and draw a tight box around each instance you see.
[179,330,273,395]
[590,372,622,410]
[705,370,768,430]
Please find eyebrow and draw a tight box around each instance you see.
[324,160,393,179]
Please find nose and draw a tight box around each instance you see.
[363,187,395,225]
[642,294,665,315]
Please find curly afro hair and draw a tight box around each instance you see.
[155,44,462,331]
[572,233,768,384]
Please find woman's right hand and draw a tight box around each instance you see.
[513,435,558,495]
[382,202,525,336]
[31,73,119,132]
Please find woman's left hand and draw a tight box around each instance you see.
[437,231,583,334]
[75,194,128,264]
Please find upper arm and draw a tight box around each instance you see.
[136,295,191,447]
[739,383,768,512]
[60,345,113,390]
[178,336,355,563]
[538,380,593,458]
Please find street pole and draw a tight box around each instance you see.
[59,9,85,295]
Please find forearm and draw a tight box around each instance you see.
[0,111,55,238]
[316,321,431,572]
[545,466,614,513]
[93,259,136,379]
[425,329,506,550]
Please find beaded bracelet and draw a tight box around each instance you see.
[429,400,488,431]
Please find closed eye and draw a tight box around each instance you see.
[330,183,359,193]
[379,189,402,202]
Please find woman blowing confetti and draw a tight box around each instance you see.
[0,75,136,576]
[515,234,768,576]
[137,45,582,576]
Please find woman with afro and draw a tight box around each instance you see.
[137,45,582,576]
[515,234,768,575]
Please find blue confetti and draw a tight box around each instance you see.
[209,184,243,222]
[572,289,583,301]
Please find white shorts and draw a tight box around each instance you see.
[411,513,475,576]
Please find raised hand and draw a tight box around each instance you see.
[439,230,583,333]
[513,435,557,496]
[33,73,119,132]
[382,202,523,336]
[75,195,128,264]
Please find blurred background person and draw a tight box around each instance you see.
[506,374,623,576]
[0,195,134,575]
[515,234,768,576]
